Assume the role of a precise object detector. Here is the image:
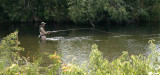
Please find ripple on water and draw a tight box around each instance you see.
[46,36,91,41]
[55,36,92,65]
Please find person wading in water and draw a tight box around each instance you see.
[39,22,50,40]
[38,22,51,57]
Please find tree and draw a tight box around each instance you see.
[68,0,105,26]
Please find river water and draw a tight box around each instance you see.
[1,22,160,66]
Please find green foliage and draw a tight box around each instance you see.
[0,31,22,74]
[89,44,105,75]
[123,0,160,22]
[68,0,105,23]
[87,44,151,75]
[103,0,129,22]
[0,0,68,22]
[62,64,86,75]
[46,52,61,75]
[0,31,41,75]
[1,0,160,23]
[0,30,23,63]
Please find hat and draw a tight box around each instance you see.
[41,22,46,25]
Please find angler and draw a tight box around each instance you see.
[38,22,50,40]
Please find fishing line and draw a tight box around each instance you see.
[50,28,91,33]
[92,28,121,35]
[92,28,160,36]
[50,27,122,35]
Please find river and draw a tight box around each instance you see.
[1,22,160,66]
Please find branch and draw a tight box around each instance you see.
[89,18,95,28]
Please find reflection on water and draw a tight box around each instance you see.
[46,37,65,41]
[56,36,92,65]
[1,23,160,65]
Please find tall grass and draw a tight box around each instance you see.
[0,31,160,75]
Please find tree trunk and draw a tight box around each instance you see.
[89,18,95,28]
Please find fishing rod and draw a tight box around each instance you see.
[49,28,92,33]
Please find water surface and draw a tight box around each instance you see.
[1,23,160,65]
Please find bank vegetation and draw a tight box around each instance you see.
[0,0,160,24]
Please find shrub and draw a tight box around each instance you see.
[0,31,24,74]
[64,41,160,75]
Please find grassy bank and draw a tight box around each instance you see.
[0,31,160,75]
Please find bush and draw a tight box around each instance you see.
[0,31,24,74]
[63,41,160,75]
